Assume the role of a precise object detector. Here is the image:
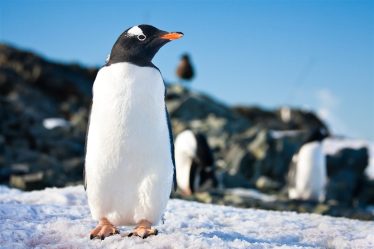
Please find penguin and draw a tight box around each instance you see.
[288,128,329,202]
[176,53,194,81]
[84,25,183,240]
[174,130,217,195]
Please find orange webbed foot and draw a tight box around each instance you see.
[125,219,158,239]
[90,218,120,240]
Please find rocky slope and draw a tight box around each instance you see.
[0,44,373,219]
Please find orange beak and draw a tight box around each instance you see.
[160,32,184,40]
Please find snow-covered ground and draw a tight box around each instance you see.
[1,186,374,249]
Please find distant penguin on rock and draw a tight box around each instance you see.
[176,53,194,82]
[288,128,329,202]
[84,24,183,240]
[174,130,217,195]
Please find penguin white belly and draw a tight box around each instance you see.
[175,130,197,193]
[85,62,173,226]
[292,142,327,201]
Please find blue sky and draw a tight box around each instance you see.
[1,0,373,141]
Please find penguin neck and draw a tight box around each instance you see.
[106,46,158,69]
[305,135,326,144]
[107,55,157,68]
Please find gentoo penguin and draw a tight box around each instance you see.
[288,128,329,202]
[84,25,183,239]
[174,130,217,195]
[176,53,194,81]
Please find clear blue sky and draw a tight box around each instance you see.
[1,0,373,141]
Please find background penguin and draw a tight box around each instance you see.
[176,53,194,82]
[288,128,329,202]
[84,25,183,239]
[174,130,217,195]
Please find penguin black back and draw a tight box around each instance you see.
[190,132,217,192]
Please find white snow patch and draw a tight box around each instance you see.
[1,185,374,248]
[43,118,70,130]
[322,137,369,155]
[269,130,302,139]
[226,188,277,203]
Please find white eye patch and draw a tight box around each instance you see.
[126,26,147,41]
[127,26,145,37]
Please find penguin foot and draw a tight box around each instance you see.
[126,220,158,239]
[90,218,120,240]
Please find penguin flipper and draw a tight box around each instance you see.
[165,106,177,191]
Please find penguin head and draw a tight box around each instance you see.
[181,53,190,60]
[305,127,329,143]
[108,24,183,66]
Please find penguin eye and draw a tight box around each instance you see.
[137,35,146,41]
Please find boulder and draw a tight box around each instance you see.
[0,44,96,190]
[233,106,328,132]
[358,178,374,205]
[247,130,304,186]
[326,147,369,204]
[3,44,373,221]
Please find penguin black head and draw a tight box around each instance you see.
[305,127,329,143]
[107,24,183,67]
[181,53,190,60]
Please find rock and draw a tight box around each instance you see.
[249,130,270,160]
[326,147,369,204]
[0,46,92,190]
[170,92,233,121]
[62,157,84,182]
[233,106,329,132]
[326,170,359,204]
[0,44,96,101]
[172,188,374,221]
[69,108,89,132]
[221,172,251,188]
[167,84,250,140]
[46,139,84,159]
[10,172,44,190]
[246,130,303,186]
[358,178,374,205]
[255,176,281,192]
[2,43,373,220]
[313,203,330,214]
[224,144,255,178]
[11,163,30,175]
[326,147,369,176]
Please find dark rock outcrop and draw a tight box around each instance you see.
[233,106,328,132]
[0,44,96,189]
[1,43,372,220]
[326,147,369,204]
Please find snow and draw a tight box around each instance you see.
[1,186,374,248]
[225,188,277,203]
[42,118,70,130]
